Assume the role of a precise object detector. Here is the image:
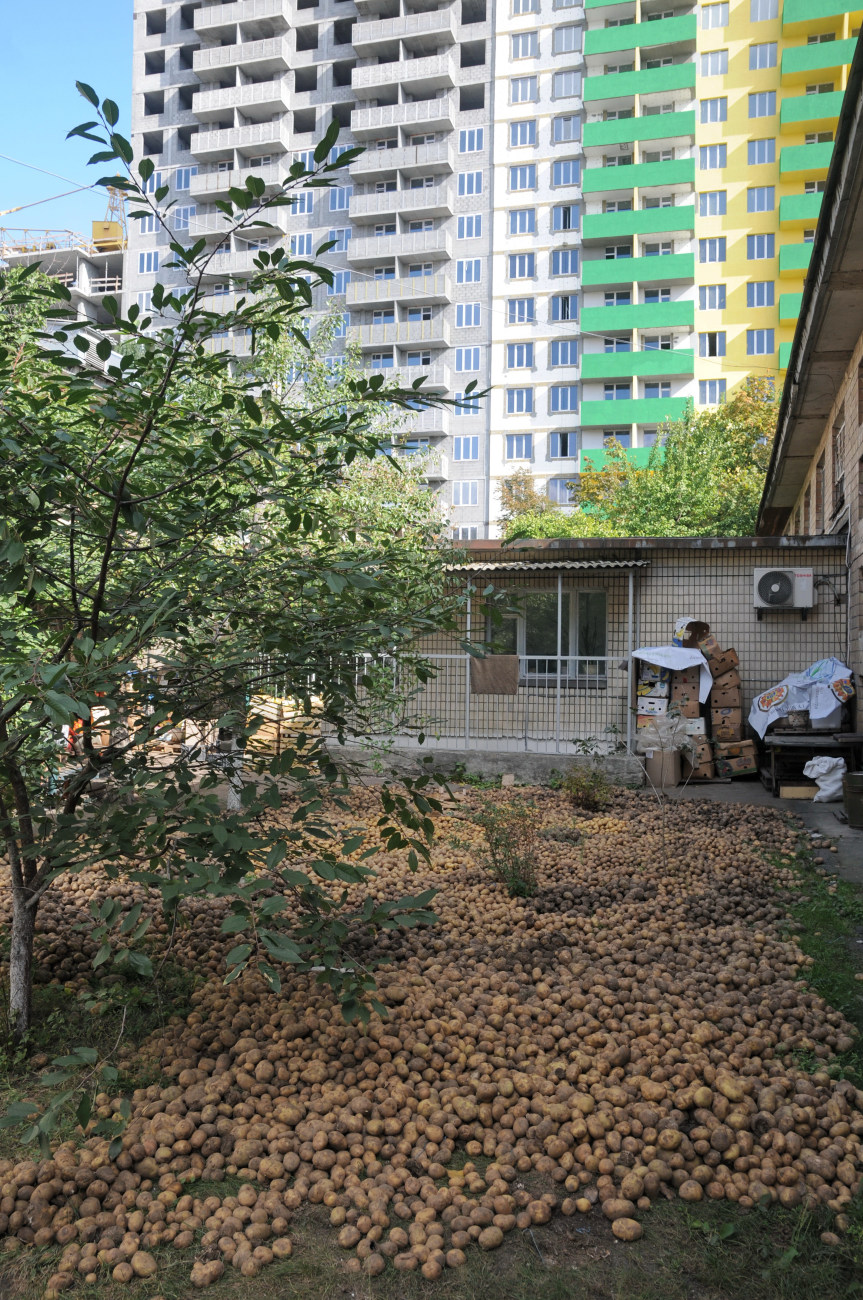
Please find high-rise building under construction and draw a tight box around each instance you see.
[129,0,861,537]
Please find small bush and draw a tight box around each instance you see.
[559,763,613,811]
[473,797,541,897]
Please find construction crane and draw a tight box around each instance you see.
[91,187,127,252]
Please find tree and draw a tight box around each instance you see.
[0,87,478,1042]
[496,468,561,532]
[503,379,778,540]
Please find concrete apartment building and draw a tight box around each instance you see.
[128,0,860,537]
[1,227,124,328]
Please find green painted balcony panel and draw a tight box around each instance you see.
[585,0,633,8]
[583,110,695,148]
[778,242,813,276]
[581,445,656,470]
[780,90,845,130]
[781,37,858,80]
[780,141,834,178]
[583,63,696,102]
[581,397,688,427]
[779,192,824,228]
[581,348,694,379]
[584,14,696,56]
[583,205,695,239]
[581,252,694,286]
[582,157,695,193]
[581,301,694,331]
[779,341,793,370]
[779,292,804,323]
[783,0,862,26]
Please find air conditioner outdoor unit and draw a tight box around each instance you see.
[753,567,814,610]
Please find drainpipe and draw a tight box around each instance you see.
[556,571,562,753]
[626,567,634,754]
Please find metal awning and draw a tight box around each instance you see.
[446,559,651,572]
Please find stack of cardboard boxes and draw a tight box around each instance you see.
[703,646,758,777]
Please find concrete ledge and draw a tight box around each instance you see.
[329,743,645,787]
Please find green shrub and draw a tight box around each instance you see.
[473,797,541,897]
[559,763,613,811]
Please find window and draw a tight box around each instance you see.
[327,228,351,252]
[605,337,632,352]
[511,75,538,103]
[553,70,582,98]
[644,241,672,256]
[699,379,727,404]
[509,252,536,278]
[643,335,671,350]
[553,24,582,53]
[136,291,153,312]
[748,138,776,165]
[294,191,313,215]
[551,249,578,275]
[698,285,725,311]
[547,478,575,505]
[375,223,396,237]
[457,214,482,238]
[408,220,434,233]
[805,180,827,194]
[808,31,837,42]
[803,228,816,243]
[138,250,159,273]
[832,419,846,513]
[454,436,479,459]
[550,294,578,321]
[644,381,671,399]
[806,82,835,95]
[747,328,774,354]
[700,50,728,76]
[699,331,726,357]
[506,433,533,458]
[699,144,727,169]
[510,164,537,190]
[550,340,578,366]
[291,232,313,258]
[605,199,633,213]
[549,431,577,458]
[747,281,775,307]
[329,186,352,211]
[702,2,728,26]
[175,166,198,190]
[747,233,775,259]
[508,297,535,323]
[452,480,479,506]
[459,128,484,152]
[457,259,482,283]
[701,97,728,124]
[138,213,158,234]
[407,306,431,322]
[643,150,672,164]
[552,158,580,186]
[512,31,539,58]
[455,392,481,416]
[374,265,395,279]
[699,236,726,265]
[805,131,834,144]
[512,0,538,11]
[552,204,579,231]
[699,191,727,217]
[456,347,481,371]
[371,352,394,369]
[748,185,775,212]
[550,385,579,413]
[553,115,581,143]
[506,388,534,415]
[510,120,537,147]
[644,287,671,303]
[458,171,482,195]
[604,383,631,401]
[605,290,631,306]
[212,282,230,296]
[510,208,536,235]
[605,61,635,75]
[642,196,672,209]
[750,41,777,69]
[749,91,776,118]
[405,352,431,367]
[498,591,607,678]
[507,342,534,368]
[750,0,778,18]
[409,176,435,189]
[452,526,479,541]
[142,170,163,195]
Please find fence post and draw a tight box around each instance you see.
[464,590,471,751]
[626,568,634,755]
[555,573,562,754]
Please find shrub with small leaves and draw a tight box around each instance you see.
[559,763,613,811]
[473,797,541,897]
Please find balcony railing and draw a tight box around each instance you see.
[349,184,453,221]
[195,0,289,35]
[192,120,288,160]
[193,36,291,76]
[190,163,283,198]
[346,273,451,306]
[347,318,450,349]
[88,275,123,294]
[350,140,456,179]
[352,53,457,97]
[193,79,290,121]
[347,228,452,263]
[351,96,456,138]
[352,8,457,51]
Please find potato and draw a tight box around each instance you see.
[190,1260,225,1288]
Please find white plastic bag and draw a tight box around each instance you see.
[802,756,846,802]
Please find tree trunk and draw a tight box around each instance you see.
[218,728,244,813]
[9,887,36,1040]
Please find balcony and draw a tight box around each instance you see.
[779,141,833,180]
[192,120,287,162]
[352,10,457,54]
[350,140,456,181]
[779,341,793,370]
[190,163,283,199]
[581,348,694,380]
[581,300,694,330]
[193,36,292,79]
[581,252,694,286]
[782,0,863,31]
[388,363,451,392]
[408,407,451,437]
[581,158,694,193]
[580,445,655,471]
[352,53,457,100]
[87,275,123,295]
[346,273,451,307]
[779,192,824,229]
[195,0,289,37]
[351,96,457,139]
[347,318,450,349]
[349,184,453,222]
[347,228,452,264]
[779,292,803,324]
[780,37,857,85]
[192,78,290,123]
[584,14,696,58]
[422,453,448,480]
[583,63,695,103]
[580,396,688,426]
[780,90,844,132]
[778,242,813,277]
[583,110,695,149]
[583,205,695,240]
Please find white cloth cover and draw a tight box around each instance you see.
[633,645,712,704]
[748,657,854,740]
[803,756,847,802]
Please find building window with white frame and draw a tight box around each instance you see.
[457,259,482,283]
[506,342,534,368]
[553,70,582,98]
[509,252,536,278]
[550,339,578,366]
[512,31,539,58]
[552,115,581,143]
[457,214,482,238]
[552,24,582,53]
[458,171,482,195]
[547,478,576,504]
[699,378,727,404]
[700,50,728,75]
[138,250,159,273]
[510,120,537,147]
[456,302,481,327]
[510,163,537,190]
[505,431,533,457]
[506,388,534,415]
[511,75,538,103]
[510,208,536,235]
[549,430,577,457]
[508,297,535,323]
[702,0,728,25]
[458,128,484,152]
[750,41,777,68]
[452,480,479,506]
[746,328,774,354]
[453,435,479,459]
[550,384,578,413]
[455,347,481,371]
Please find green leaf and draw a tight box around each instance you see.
[76,1094,92,1128]
[102,99,119,126]
[95,339,112,362]
[220,913,249,934]
[92,943,112,968]
[314,120,340,164]
[138,158,155,182]
[76,82,100,106]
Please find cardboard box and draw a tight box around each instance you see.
[638,662,670,686]
[637,679,669,698]
[638,696,668,717]
[683,755,715,780]
[780,783,818,799]
[712,667,741,692]
[685,717,707,736]
[714,739,756,761]
[644,748,681,788]
[674,619,710,648]
[709,648,739,680]
[711,684,742,709]
[711,706,743,741]
[671,668,701,690]
[698,633,721,660]
[676,700,701,719]
[636,714,658,730]
[715,750,758,777]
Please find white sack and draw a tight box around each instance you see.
[802,755,846,802]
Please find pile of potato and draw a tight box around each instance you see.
[1,791,861,1293]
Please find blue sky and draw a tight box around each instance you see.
[0,3,133,236]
